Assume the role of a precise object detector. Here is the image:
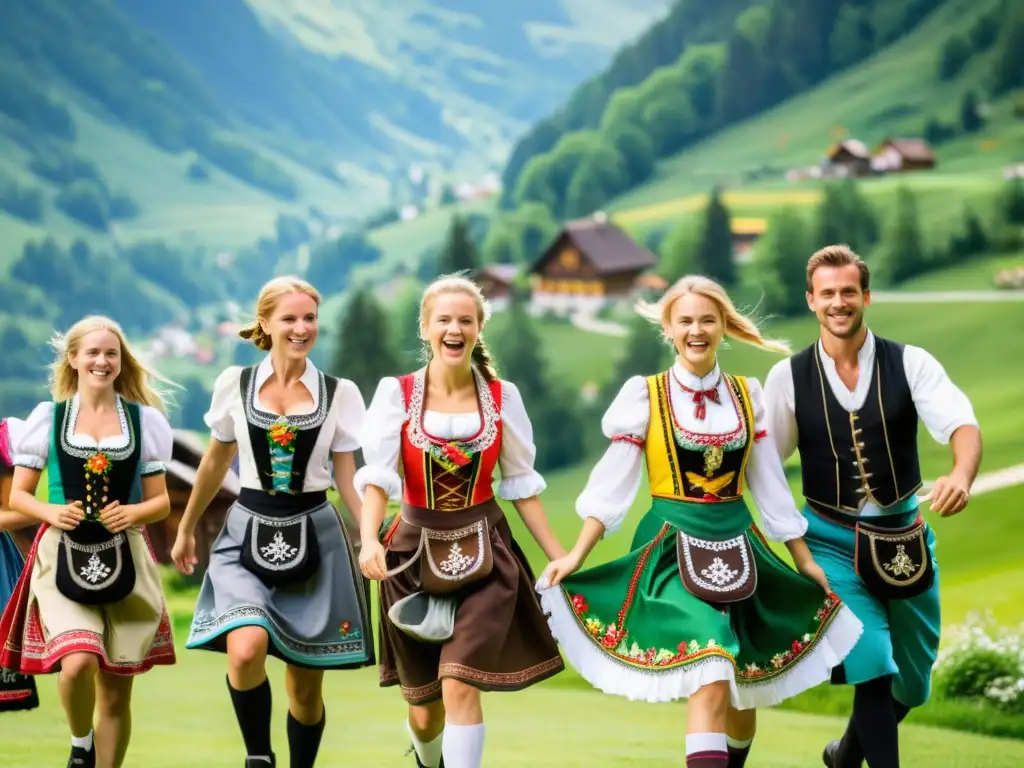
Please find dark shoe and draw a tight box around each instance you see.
[822,740,862,768]
[67,746,95,768]
[245,756,275,767]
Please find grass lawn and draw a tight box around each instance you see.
[4,649,1024,767]
[897,251,1024,291]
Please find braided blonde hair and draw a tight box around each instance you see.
[419,274,498,381]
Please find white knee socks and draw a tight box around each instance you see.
[685,732,728,765]
[407,719,444,768]
[70,730,94,751]
[441,721,486,768]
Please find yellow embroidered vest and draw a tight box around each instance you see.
[643,371,756,503]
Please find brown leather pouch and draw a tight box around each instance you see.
[676,531,757,604]
[418,519,494,595]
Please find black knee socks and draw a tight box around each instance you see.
[836,681,912,767]
[287,706,327,768]
[227,675,274,761]
[840,675,901,768]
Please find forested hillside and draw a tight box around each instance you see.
[500,0,959,217]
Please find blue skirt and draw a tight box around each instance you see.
[1,532,38,711]
[186,500,374,670]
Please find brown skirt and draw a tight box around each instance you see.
[378,499,564,704]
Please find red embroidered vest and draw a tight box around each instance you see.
[398,370,504,511]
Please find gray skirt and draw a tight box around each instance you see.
[185,499,374,669]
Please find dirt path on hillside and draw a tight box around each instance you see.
[870,290,1024,303]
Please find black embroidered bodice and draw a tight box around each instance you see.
[239,365,339,495]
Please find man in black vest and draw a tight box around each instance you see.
[763,245,982,768]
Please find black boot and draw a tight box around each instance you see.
[822,740,859,768]
[67,745,95,768]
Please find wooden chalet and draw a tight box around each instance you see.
[825,139,871,176]
[470,264,520,310]
[871,138,936,173]
[528,213,657,313]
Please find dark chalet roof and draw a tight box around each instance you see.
[471,264,520,285]
[530,215,658,276]
[876,137,935,162]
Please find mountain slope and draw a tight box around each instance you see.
[243,0,675,167]
[499,0,966,216]
[608,0,1022,219]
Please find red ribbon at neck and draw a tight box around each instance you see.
[674,376,721,421]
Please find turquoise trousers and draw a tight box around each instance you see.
[801,505,941,707]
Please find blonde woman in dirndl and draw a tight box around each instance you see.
[0,316,177,768]
[538,276,864,768]
[172,276,372,768]
[356,275,566,768]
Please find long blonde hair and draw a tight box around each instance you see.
[636,275,792,356]
[419,274,499,382]
[48,316,175,412]
[238,276,322,351]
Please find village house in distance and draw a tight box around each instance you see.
[790,135,937,180]
[525,213,658,315]
[470,212,772,315]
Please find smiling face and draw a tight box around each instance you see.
[664,291,724,374]
[423,290,480,370]
[69,329,122,393]
[807,264,870,340]
[261,291,318,359]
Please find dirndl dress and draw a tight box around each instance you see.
[185,360,374,669]
[355,368,564,704]
[538,365,863,707]
[0,530,37,711]
[1,416,37,711]
[0,398,177,677]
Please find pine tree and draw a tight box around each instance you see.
[756,207,812,317]
[329,286,401,404]
[488,294,545,402]
[696,188,736,286]
[815,179,878,254]
[960,91,983,133]
[814,184,846,250]
[1001,177,1024,225]
[874,187,926,285]
[838,178,879,253]
[488,293,584,472]
[437,214,479,276]
[391,281,426,372]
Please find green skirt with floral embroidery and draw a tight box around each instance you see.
[537,498,864,708]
